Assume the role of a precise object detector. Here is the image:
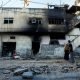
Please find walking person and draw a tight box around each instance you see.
[64,43,70,60]
[68,40,75,63]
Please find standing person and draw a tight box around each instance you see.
[64,43,70,60]
[68,40,75,63]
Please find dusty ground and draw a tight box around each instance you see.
[0,58,80,80]
[0,59,76,68]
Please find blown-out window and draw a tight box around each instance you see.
[4,18,14,24]
[48,18,64,25]
[10,36,15,39]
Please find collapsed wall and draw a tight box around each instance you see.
[36,44,64,59]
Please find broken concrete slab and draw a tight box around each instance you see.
[34,72,80,80]
[10,76,22,80]
[33,69,42,75]
[22,71,33,79]
[2,70,11,74]
[13,68,28,76]
[8,66,22,72]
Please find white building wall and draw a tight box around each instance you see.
[40,36,50,44]
[16,36,32,56]
[0,11,29,32]
[0,35,32,57]
[0,9,46,32]
[0,8,65,32]
[66,28,80,49]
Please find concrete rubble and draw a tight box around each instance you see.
[13,68,28,75]
[22,71,33,79]
[0,59,80,80]
[2,70,11,74]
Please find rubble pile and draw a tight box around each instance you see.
[0,63,80,80]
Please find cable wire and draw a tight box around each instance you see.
[28,1,48,5]
[20,0,49,5]
[2,0,12,6]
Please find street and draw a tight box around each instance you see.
[0,59,80,80]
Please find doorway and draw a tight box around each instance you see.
[32,37,40,55]
[32,41,40,55]
[2,42,16,57]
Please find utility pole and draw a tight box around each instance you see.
[24,0,30,8]
[60,0,61,6]
[1,1,3,12]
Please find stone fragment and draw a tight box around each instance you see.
[61,68,69,73]
[76,64,80,68]
[3,70,11,74]
[10,76,22,80]
[14,68,28,76]
[9,66,22,72]
[33,69,42,75]
[22,71,33,79]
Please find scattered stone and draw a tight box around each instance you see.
[61,68,69,73]
[1,60,80,80]
[2,70,11,74]
[22,71,33,79]
[62,66,69,69]
[33,69,42,75]
[50,66,59,71]
[2,57,11,60]
[13,68,28,76]
[10,76,22,80]
[76,64,80,68]
[9,66,22,72]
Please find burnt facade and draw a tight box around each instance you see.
[0,5,74,57]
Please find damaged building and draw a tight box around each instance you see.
[0,5,77,58]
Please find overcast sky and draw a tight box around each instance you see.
[0,0,75,8]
